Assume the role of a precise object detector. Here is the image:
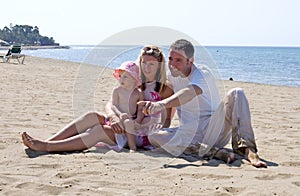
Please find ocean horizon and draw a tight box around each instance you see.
[1,45,299,87]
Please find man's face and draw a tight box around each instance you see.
[168,49,192,77]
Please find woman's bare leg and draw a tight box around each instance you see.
[47,112,106,141]
[22,124,115,152]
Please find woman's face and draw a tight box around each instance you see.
[140,55,160,82]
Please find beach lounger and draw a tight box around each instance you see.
[1,45,25,64]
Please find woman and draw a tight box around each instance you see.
[21,45,173,152]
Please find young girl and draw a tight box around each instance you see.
[101,59,168,152]
[108,61,144,152]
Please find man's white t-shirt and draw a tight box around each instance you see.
[168,64,221,125]
[162,64,221,154]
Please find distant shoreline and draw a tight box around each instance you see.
[0,45,70,50]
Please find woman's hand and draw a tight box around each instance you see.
[109,115,125,134]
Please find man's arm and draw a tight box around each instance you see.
[139,84,202,115]
[161,84,202,109]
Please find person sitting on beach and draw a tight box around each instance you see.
[21,45,173,152]
[108,61,144,152]
[139,39,267,168]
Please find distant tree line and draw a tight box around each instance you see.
[0,24,59,46]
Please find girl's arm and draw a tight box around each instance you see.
[105,98,125,134]
[111,88,123,118]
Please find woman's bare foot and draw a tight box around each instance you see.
[214,148,235,164]
[245,148,267,168]
[22,132,49,152]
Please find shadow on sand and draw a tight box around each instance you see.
[24,146,277,169]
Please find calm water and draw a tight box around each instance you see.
[2,45,299,87]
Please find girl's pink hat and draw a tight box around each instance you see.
[113,61,141,86]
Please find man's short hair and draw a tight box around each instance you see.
[170,39,194,59]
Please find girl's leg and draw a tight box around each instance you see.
[123,119,136,152]
[22,124,116,152]
[47,112,106,141]
[126,133,136,152]
[139,116,160,129]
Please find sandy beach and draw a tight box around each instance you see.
[0,56,299,195]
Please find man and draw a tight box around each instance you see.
[140,39,266,168]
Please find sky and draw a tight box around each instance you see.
[1,0,300,46]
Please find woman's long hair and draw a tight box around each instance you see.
[138,45,167,94]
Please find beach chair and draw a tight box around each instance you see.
[1,45,26,64]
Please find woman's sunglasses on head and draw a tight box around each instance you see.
[142,46,161,58]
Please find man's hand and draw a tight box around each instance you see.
[138,101,164,115]
[119,113,129,121]
[149,123,163,133]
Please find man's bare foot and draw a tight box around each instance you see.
[214,148,235,164]
[22,132,49,152]
[245,148,267,168]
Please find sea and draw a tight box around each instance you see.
[2,45,299,87]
